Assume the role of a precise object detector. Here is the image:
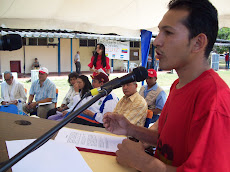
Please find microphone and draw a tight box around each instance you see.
[0,34,22,51]
[85,66,148,97]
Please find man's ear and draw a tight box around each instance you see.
[191,33,208,53]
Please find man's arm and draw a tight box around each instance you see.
[103,114,176,171]
[152,90,167,115]
[103,113,158,145]
[36,98,52,104]
[116,139,176,172]
[28,95,34,104]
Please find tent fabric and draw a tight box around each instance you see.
[0,0,230,37]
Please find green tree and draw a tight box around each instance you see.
[214,27,230,54]
[218,27,230,40]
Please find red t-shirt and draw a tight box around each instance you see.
[155,69,230,172]
[88,55,110,74]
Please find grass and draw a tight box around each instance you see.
[1,70,230,107]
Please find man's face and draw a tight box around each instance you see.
[122,82,137,97]
[38,72,48,82]
[4,74,13,85]
[146,76,157,86]
[153,9,193,71]
[92,79,103,88]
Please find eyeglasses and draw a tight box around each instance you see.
[5,78,12,82]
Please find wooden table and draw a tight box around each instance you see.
[0,112,135,172]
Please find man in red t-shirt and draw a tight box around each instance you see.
[102,0,230,172]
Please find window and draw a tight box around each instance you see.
[22,38,26,45]
[130,42,133,47]
[134,41,140,48]
[80,39,87,46]
[88,39,97,47]
[38,38,47,45]
[130,49,139,61]
[130,41,140,48]
[80,39,97,47]
[29,38,37,45]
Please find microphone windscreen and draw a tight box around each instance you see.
[0,34,22,51]
[133,66,148,82]
[91,88,100,96]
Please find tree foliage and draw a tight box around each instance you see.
[214,27,230,54]
[217,27,230,40]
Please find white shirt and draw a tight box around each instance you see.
[1,79,27,103]
[67,92,119,123]
[74,54,80,62]
[62,86,78,108]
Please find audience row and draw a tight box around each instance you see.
[1,67,167,127]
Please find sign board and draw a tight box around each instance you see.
[98,39,130,60]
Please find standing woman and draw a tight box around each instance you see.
[88,43,111,75]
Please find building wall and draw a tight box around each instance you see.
[0,38,142,74]
[0,47,24,73]
[60,38,71,72]
[25,46,58,73]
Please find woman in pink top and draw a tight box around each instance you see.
[88,43,111,75]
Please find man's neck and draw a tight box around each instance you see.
[147,83,156,89]
[176,56,210,89]
[39,79,46,87]
[125,91,137,98]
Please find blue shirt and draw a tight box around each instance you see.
[29,78,56,102]
[143,83,167,110]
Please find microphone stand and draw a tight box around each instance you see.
[0,88,110,172]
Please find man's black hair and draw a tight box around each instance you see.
[168,0,218,58]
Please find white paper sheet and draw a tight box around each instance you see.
[6,139,92,172]
[55,127,126,153]
[38,102,53,106]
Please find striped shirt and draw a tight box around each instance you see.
[113,92,148,126]
[29,78,56,102]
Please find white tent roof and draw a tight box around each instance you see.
[0,0,230,37]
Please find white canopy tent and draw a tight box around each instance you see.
[0,0,230,37]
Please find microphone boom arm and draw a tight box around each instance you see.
[0,89,111,172]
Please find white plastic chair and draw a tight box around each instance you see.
[129,63,138,71]
[122,62,128,72]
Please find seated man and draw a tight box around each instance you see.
[31,58,40,69]
[139,69,167,123]
[85,80,148,126]
[1,71,27,105]
[113,82,148,126]
[23,67,56,118]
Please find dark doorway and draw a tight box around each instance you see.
[10,61,21,73]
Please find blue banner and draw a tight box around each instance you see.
[141,30,152,68]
